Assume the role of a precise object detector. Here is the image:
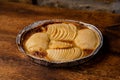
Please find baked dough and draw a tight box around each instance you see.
[24,22,100,62]
[74,29,99,49]
[49,40,73,49]
[47,23,77,41]
[25,33,49,52]
[47,47,82,62]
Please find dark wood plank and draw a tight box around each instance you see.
[0,2,120,80]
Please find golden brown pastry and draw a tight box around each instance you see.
[49,40,73,49]
[46,47,82,62]
[47,23,77,41]
[74,29,99,49]
[24,22,100,63]
[25,33,49,52]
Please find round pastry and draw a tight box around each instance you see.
[74,29,99,49]
[16,19,103,67]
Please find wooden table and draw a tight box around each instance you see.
[0,2,120,80]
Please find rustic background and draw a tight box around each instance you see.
[0,1,120,80]
[1,0,120,13]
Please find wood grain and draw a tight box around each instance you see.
[0,2,120,80]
